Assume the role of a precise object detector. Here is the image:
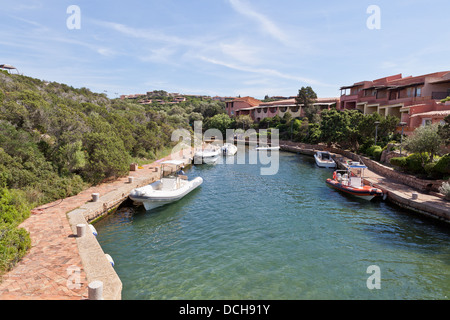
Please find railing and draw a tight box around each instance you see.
[432,92,449,100]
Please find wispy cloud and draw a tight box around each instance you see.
[228,0,290,45]
[198,55,329,87]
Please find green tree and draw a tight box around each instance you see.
[404,123,443,163]
[82,132,131,183]
[204,113,234,136]
[235,115,254,130]
[295,86,318,123]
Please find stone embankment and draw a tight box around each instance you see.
[280,141,450,223]
[0,149,193,300]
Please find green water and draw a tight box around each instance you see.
[95,151,450,300]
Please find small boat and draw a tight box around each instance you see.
[326,162,383,201]
[194,144,221,164]
[314,151,336,168]
[255,144,280,151]
[221,143,237,156]
[129,160,203,211]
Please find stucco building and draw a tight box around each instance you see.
[339,71,450,133]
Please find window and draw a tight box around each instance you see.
[422,118,432,126]
[415,87,422,97]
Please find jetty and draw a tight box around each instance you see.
[280,141,450,223]
[0,149,193,300]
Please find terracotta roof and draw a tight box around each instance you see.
[232,96,262,106]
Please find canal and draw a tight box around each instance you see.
[95,150,450,300]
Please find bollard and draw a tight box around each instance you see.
[76,224,86,237]
[92,193,100,202]
[128,176,134,183]
[88,280,104,300]
[412,192,418,200]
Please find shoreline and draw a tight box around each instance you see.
[279,141,450,224]
[0,142,448,300]
[0,148,194,300]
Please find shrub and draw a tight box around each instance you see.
[0,222,31,273]
[390,156,407,169]
[424,162,437,177]
[366,145,379,157]
[405,153,429,174]
[372,147,383,161]
[433,154,450,175]
[0,187,32,274]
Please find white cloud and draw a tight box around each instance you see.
[228,0,290,45]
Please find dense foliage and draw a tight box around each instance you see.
[0,71,226,274]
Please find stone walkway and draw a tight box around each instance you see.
[0,155,175,300]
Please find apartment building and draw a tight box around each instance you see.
[339,71,450,133]
[225,96,339,122]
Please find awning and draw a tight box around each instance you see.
[410,110,450,118]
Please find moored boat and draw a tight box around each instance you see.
[326,162,383,201]
[255,144,280,151]
[194,144,221,164]
[314,151,336,168]
[129,160,203,211]
[222,143,237,156]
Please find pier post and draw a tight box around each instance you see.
[76,224,86,237]
[412,192,418,200]
[128,176,134,183]
[88,280,104,300]
[92,193,100,202]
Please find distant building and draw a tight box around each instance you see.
[225,96,339,122]
[226,96,262,119]
[339,71,450,134]
[0,64,19,74]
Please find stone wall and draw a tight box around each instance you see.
[279,140,445,194]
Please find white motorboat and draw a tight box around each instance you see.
[129,160,203,211]
[255,145,280,151]
[221,143,237,156]
[314,151,336,168]
[194,144,221,164]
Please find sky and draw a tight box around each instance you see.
[1,0,450,100]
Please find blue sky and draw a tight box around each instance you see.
[1,0,450,99]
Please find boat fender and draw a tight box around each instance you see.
[105,254,114,267]
[383,193,387,201]
[332,172,337,180]
[88,224,98,236]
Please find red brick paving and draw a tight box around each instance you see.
[0,152,179,300]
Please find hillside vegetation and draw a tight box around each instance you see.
[0,71,225,275]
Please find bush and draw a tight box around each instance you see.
[433,154,450,175]
[366,145,382,160]
[390,156,407,169]
[405,153,429,174]
[373,147,383,161]
[0,187,32,274]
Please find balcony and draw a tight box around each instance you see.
[432,91,450,100]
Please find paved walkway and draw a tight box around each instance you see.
[0,156,174,300]
[339,156,450,221]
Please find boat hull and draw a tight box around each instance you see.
[314,152,336,168]
[314,155,336,168]
[326,178,383,201]
[255,146,280,151]
[222,143,237,156]
[130,177,203,210]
